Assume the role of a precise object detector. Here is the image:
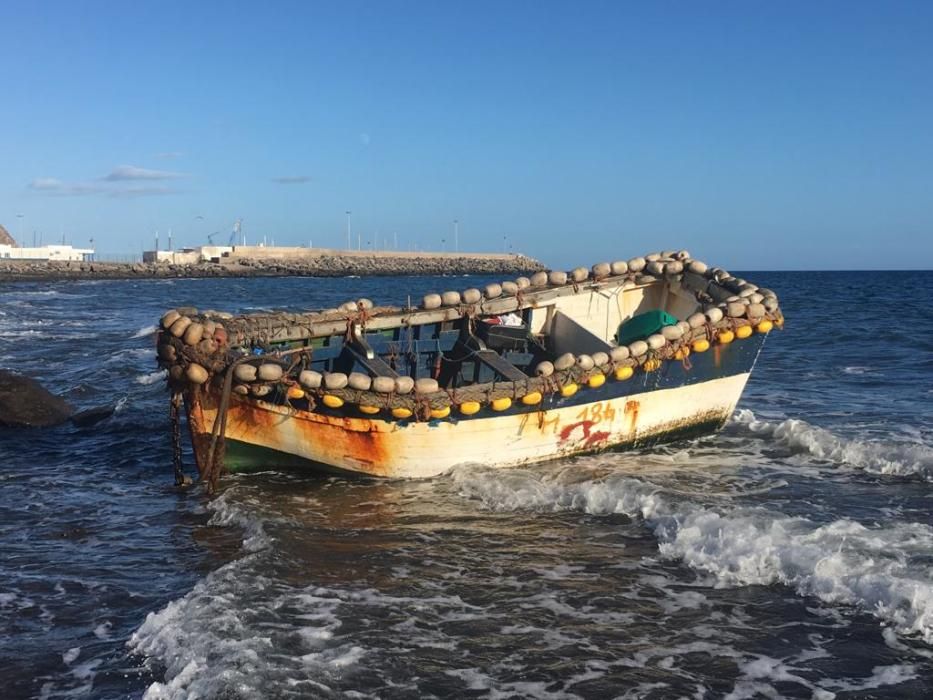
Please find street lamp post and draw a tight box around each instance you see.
[453,219,459,252]
[345,211,352,250]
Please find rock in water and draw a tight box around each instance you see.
[0,370,75,427]
[70,404,117,428]
[0,370,112,428]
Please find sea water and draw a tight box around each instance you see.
[1,271,931,699]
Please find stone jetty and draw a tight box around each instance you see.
[0,251,544,283]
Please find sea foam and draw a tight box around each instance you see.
[450,465,933,644]
[731,409,933,480]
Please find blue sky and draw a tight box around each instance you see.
[1,1,931,269]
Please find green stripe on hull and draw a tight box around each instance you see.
[224,439,366,477]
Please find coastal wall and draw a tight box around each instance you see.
[0,251,544,282]
[223,246,521,262]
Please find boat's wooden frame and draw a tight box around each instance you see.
[165,270,778,482]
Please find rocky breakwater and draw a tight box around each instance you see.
[234,252,543,277]
[0,252,544,283]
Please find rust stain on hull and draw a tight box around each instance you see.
[184,372,753,479]
[191,390,396,478]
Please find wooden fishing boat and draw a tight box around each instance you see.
[155,253,783,490]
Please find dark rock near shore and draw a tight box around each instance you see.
[0,253,545,283]
[0,370,75,428]
[0,370,116,428]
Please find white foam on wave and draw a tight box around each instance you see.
[726,655,917,699]
[136,370,167,385]
[130,575,388,698]
[131,479,503,698]
[731,409,933,480]
[206,489,273,553]
[451,465,933,646]
[132,324,158,339]
[130,491,281,699]
[842,365,874,375]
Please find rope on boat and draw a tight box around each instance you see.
[154,250,787,488]
[203,357,248,494]
[170,391,187,486]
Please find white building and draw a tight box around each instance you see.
[0,244,95,262]
[142,246,234,264]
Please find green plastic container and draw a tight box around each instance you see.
[616,310,678,345]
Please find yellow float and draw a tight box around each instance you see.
[322,394,344,408]
[735,325,753,339]
[491,397,512,411]
[587,373,606,389]
[642,358,661,372]
[691,339,710,353]
[756,320,773,334]
[359,405,380,415]
[614,366,634,381]
[521,391,543,405]
[717,330,735,345]
[561,383,579,397]
[391,407,413,419]
[430,406,451,419]
[459,401,481,415]
[286,386,305,400]
[673,347,690,360]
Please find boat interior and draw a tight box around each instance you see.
[267,278,701,391]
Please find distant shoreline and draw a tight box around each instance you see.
[0,252,545,283]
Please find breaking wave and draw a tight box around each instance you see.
[730,409,933,480]
[136,370,166,386]
[132,324,158,339]
[450,465,933,645]
[128,490,367,699]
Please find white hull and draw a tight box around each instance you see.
[189,372,751,478]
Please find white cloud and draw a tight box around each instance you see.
[109,186,179,198]
[271,175,312,184]
[29,177,65,190]
[28,175,180,198]
[28,178,106,196]
[103,165,186,181]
